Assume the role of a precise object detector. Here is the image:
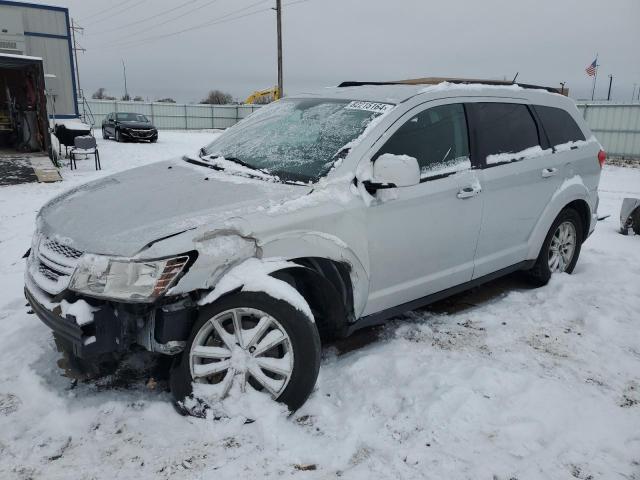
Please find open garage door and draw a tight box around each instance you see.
[0,53,50,154]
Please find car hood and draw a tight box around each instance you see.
[119,121,155,129]
[38,159,310,257]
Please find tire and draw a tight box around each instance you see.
[115,129,121,142]
[526,208,583,286]
[632,208,640,236]
[170,291,320,412]
[102,127,109,140]
[150,137,157,143]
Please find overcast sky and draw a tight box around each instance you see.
[32,0,640,103]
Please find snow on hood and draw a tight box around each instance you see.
[38,159,310,257]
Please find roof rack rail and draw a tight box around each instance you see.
[338,77,561,94]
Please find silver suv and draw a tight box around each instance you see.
[25,81,604,412]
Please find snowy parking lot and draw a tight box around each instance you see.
[0,131,639,479]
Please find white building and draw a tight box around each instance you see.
[0,0,78,119]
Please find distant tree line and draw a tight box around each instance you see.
[91,87,243,104]
[200,89,233,104]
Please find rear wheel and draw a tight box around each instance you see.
[632,208,640,235]
[526,208,583,285]
[170,291,320,412]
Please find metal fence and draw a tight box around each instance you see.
[80,99,640,159]
[81,100,263,130]
[577,102,640,159]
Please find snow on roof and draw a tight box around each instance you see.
[0,52,43,62]
[54,118,91,131]
[293,81,561,104]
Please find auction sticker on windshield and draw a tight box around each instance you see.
[344,101,394,113]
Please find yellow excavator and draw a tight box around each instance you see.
[244,86,280,104]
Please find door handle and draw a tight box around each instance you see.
[457,186,481,199]
[541,167,558,178]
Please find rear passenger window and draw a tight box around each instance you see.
[375,103,470,178]
[534,105,585,146]
[468,103,540,165]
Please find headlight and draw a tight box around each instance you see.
[69,254,190,302]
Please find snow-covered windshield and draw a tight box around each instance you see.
[201,98,390,183]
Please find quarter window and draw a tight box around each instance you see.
[468,103,540,164]
[534,105,586,146]
[375,103,471,178]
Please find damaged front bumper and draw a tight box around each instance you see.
[24,275,197,359]
[25,286,125,358]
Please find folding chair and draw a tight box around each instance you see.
[70,135,101,170]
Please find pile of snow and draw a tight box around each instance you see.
[54,118,91,131]
[0,131,638,479]
[60,299,99,327]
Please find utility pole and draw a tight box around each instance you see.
[122,59,129,101]
[276,0,283,99]
[633,84,637,102]
[607,74,613,101]
[70,19,86,117]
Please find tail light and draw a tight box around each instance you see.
[598,149,606,168]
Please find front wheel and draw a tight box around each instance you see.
[170,291,320,412]
[632,208,640,235]
[525,208,583,285]
[115,129,121,142]
[102,127,109,139]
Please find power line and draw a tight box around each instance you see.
[84,0,148,27]
[90,0,201,35]
[99,0,310,50]
[80,0,137,21]
[106,0,224,41]
[100,0,269,49]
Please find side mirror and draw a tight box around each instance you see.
[365,153,420,192]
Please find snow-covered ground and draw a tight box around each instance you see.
[0,131,639,479]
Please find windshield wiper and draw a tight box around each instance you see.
[217,156,256,170]
[204,154,271,175]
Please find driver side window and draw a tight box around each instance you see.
[375,103,470,179]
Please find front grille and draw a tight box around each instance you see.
[28,236,84,295]
[42,238,83,259]
[129,129,154,138]
[38,263,61,282]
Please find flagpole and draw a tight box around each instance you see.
[591,54,599,101]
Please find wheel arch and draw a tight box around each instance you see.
[527,182,593,260]
[271,259,353,341]
[259,231,370,317]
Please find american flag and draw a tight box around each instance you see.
[585,58,598,77]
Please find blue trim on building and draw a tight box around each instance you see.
[24,31,69,40]
[0,1,66,12]
[63,9,80,117]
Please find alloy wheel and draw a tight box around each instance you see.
[548,220,576,272]
[189,308,294,400]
